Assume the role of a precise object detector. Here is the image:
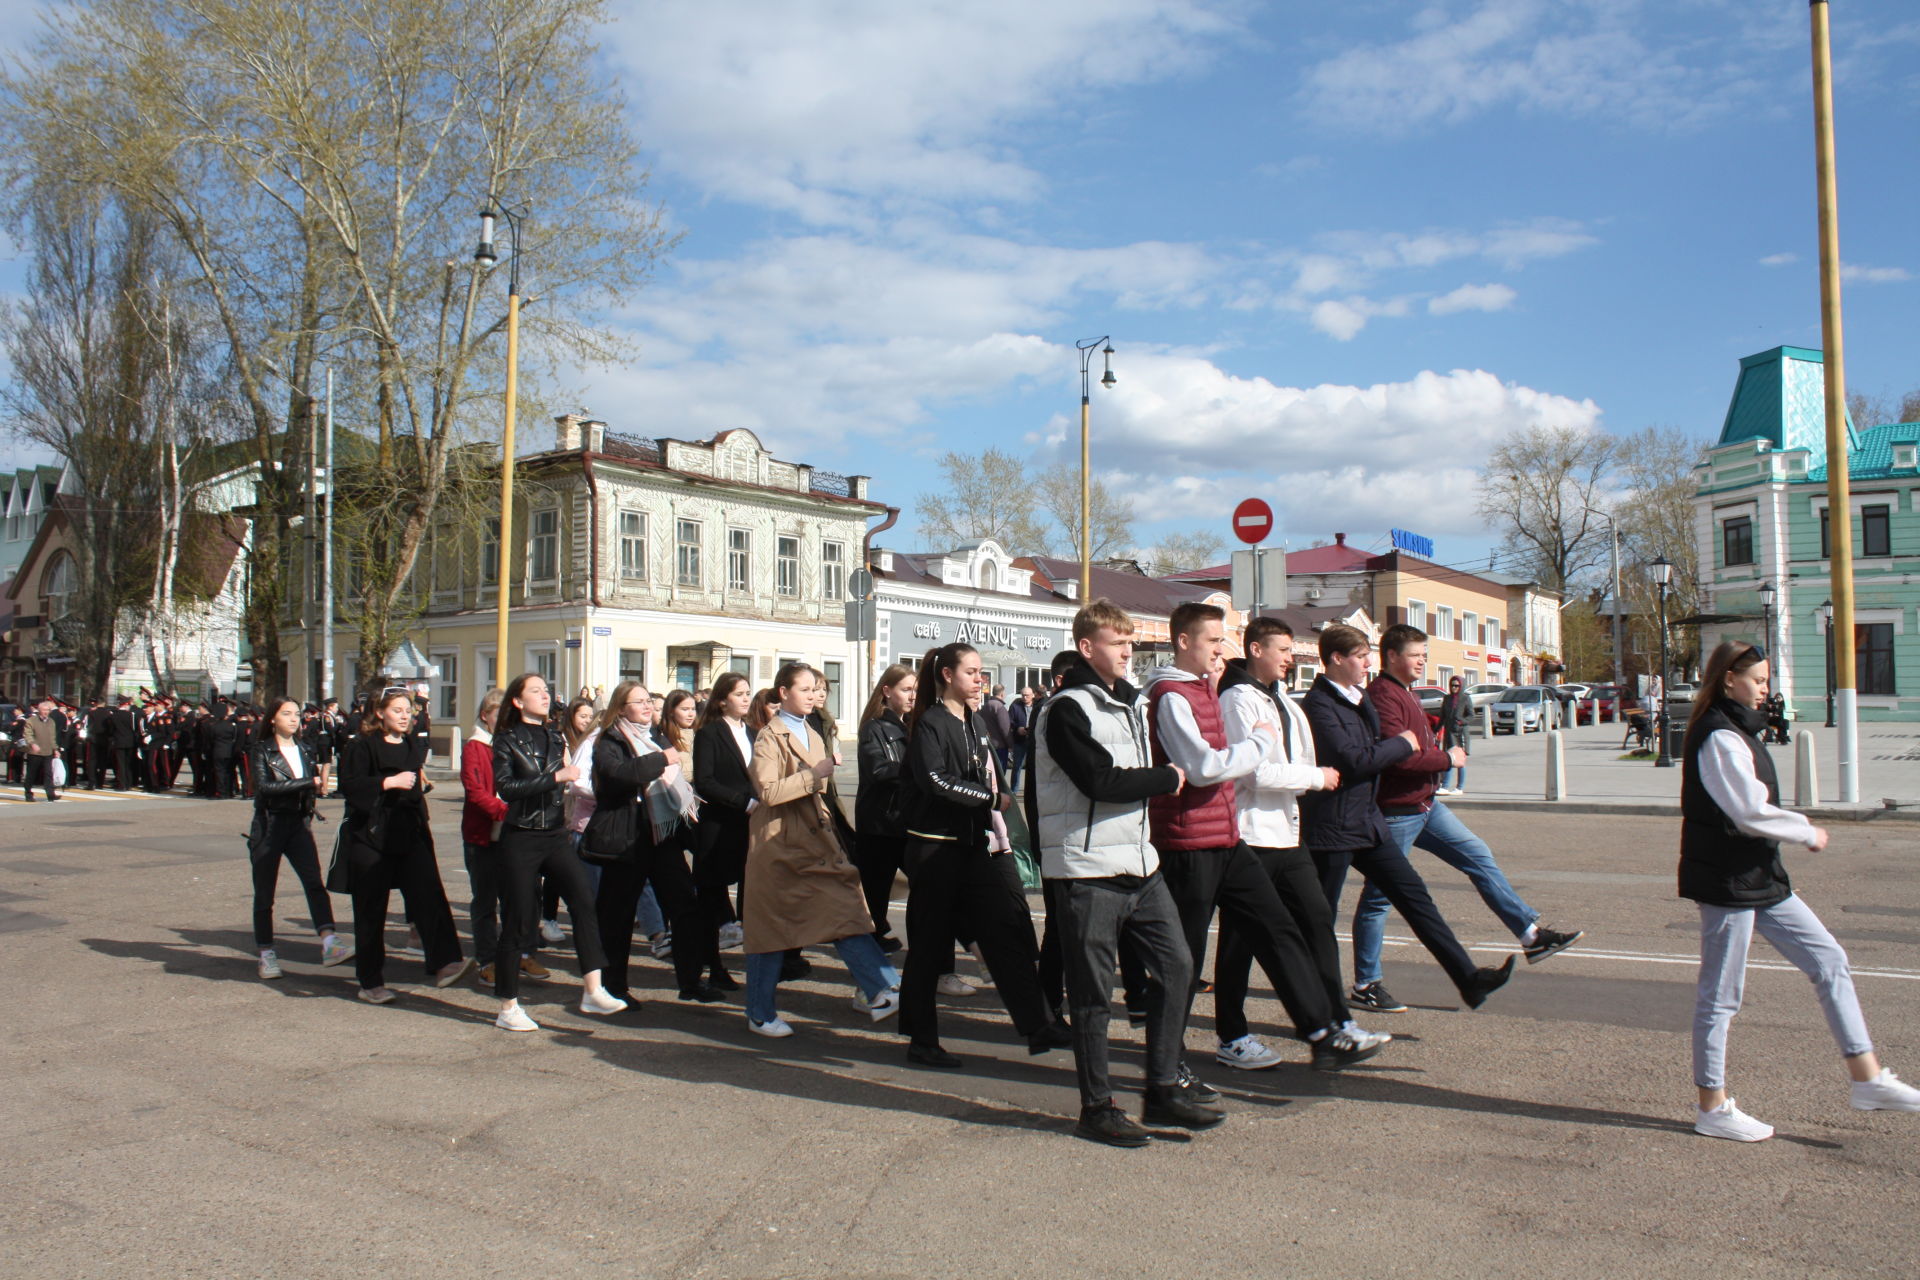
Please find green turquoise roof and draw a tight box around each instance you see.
[1809,420,1920,481]
[1717,346,1854,463]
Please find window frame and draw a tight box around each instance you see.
[1861,504,1891,558]
[1857,622,1896,696]
[675,518,703,588]
[776,534,801,598]
[822,540,847,602]
[1722,514,1755,567]
[618,509,649,582]
[727,527,751,594]
[528,506,560,583]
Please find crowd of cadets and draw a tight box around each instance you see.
[28,595,1919,1145]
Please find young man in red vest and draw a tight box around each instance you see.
[1146,602,1388,1084]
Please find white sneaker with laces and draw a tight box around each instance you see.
[320,933,353,967]
[496,1004,539,1032]
[1214,1034,1283,1070]
[1694,1099,1773,1142]
[1851,1068,1920,1112]
[539,918,566,945]
[579,987,629,1016]
[866,988,901,1022]
[748,1014,794,1038]
[257,950,283,981]
[718,922,745,950]
[936,973,977,997]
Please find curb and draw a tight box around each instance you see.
[1445,797,1920,824]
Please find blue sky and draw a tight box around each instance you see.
[5,0,1918,572]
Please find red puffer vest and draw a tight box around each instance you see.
[1147,677,1240,851]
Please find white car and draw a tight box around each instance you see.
[1491,686,1553,733]
[1462,683,1510,711]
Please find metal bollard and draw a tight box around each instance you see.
[1545,729,1566,800]
[1480,705,1493,739]
[448,724,462,767]
[1793,729,1819,808]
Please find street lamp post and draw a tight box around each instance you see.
[1074,337,1115,603]
[1758,578,1776,667]
[1651,555,1674,767]
[476,203,525,686]
[1822,598,1836,728]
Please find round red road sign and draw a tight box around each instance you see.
[1232,498,1273,545]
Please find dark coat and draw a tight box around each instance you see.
[586,723,671,861]
[1299,675,1415,851]
[692,719,755,880]
[901,702,997,844]
[854,709,909,838]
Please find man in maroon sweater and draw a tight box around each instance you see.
[1348,624,1584,1014]
[1147,602,1388,1080]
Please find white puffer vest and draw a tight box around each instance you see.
[1032,683,1160,880]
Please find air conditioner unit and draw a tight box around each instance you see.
[1303,588,1323,601]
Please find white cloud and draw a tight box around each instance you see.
[1759,252,1798,267]
[1428,282,1517,315]
[1840,262,1911,284]
[1310,295,1411,340]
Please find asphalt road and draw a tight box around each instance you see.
[4,789,1918,1278]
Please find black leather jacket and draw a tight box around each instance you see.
[492,719,569,831]
[901,703,998,845]
[249,737,318,817]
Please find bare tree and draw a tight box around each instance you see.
[1474,425,1618,591]
[1142,530,1224,578]
[1614,425,1709,675]
[1847,391,1892,431]
[1034,464,1135,562]
[915,449,1050,551]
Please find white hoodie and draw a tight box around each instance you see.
[1218,672,1330,850]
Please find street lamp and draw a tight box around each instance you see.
[1650,554,1674,767]
[1758,578,1776,666]
[477,201,526,686]
[1821,597,1836,728]
[1075,337,1116,603]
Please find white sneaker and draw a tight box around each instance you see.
[579,987,629,1016]
[718,922,745,950]
[1694,1099,1773,1142]
[967,943,995,986]
[257,950,283,981]
[649,931,673,960]
[496,1004,539,1032]
[319,934,353,967]
[357,986,398,1005]
[539,918,566,945]
[1851,1068,1920,1112]
[866,988,901,1022]
[937,973,978,997]
[748,1014,793,1038]
[1215,1034,1283,1070]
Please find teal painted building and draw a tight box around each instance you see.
[1694,346,1920,721]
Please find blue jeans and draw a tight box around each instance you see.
[1444,765,1466,791]
[1352,801,1536,987]
[745,935,901,1025]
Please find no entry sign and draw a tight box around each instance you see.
[1232,498,1273,545]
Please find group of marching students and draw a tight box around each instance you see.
[239,598,1920,1145]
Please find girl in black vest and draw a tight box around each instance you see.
[1682,641,1920,1141]
[337,689,472,1004]
[898,643,1067,1069]
[248,697,351,980]
[855,665,916,952]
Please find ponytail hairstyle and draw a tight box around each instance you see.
[699,671,751,728]
[1688,640,1769,736]
[908,643,978,731]
[861,663,915,726]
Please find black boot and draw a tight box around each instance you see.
[1142,1082,1226,1130]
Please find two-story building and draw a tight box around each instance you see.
[1483,573,1565,685]
[1693,345,1919,721]
[283,418,892,741]
[867,541,1076,693]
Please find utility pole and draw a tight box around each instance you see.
[322,368,335,703]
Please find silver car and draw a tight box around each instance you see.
[1463,683,1509,711]
[1491,685,1552,734]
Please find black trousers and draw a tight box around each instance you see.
[854,831,906,943]
[23,755,56,800]
[211,753,237,798]
[900,836,1053,1048]
[495,827,606,1000]
[87,740,106,788]
[249,810,334,949]
[693,831,746,975]
[463,840,502,969]
[595,839,710,996]
[1159,843,1334,1042]
[1215,844,1349,1043]
[1040,889,1149,1014]
[1050,873,1191,1108]
[1313,840,1478,989]
[349,835,463,989]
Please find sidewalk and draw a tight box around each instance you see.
[1446,715,1920,822]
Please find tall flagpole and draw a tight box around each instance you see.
[1809,0,1858,803]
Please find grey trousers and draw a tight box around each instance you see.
[1694,894,1873,1089]
[1049,872,1192,1109]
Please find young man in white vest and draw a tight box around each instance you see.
[1031,598,1213,1145]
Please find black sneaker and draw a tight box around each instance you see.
[1174,1061,1221,1105]
[1126,1008,1147,1028]
[1310,1025,1391,1072]
[1461,954,1517,1010]
[1027,1022,1073,1055]
[1349,981,1408,1014]
[1524,926,1584,965]
[1075,1102,1150,1148]
[1142,1083,1226,1130]
[906,1043,964,1070]
[677,982,728,1003]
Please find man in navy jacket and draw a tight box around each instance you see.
[1300,624,1513,1012]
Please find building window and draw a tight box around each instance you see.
[822,659,844,721]
[532,648,558,686]
[1406,599,1426,631]
[728,654,754,677]
[619,511,648,580]
[618,649,647,684]
[1462,612,1477,645]
[1436,605,1454,641]
[481,518,500,585]
[1484,619,1501,648]
[675,519,702,587]
[1857,623,1895,696]
[529,507,559,582]
[776,535,800,598]
[822,540,847,602]
[727,528,751,593]
[1437,665,1455,686]
[1861,504,1891,558]
[436,653,459,720]
[1722,515,1754,567]
[43,550,76,620]
[1820,508,1831,559]
[432,525,458,595]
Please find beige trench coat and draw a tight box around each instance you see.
[741,716,873,955]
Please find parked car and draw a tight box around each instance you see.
[1463,683,1509,711]
[1411,685,1446,712]
[1491,685,1552,733]
[1575,683,1624,724]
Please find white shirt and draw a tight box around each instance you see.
[728,719,753,763]
[1699,730,1819,848]
[277,739,306,778]
[1327,678,1364,706]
